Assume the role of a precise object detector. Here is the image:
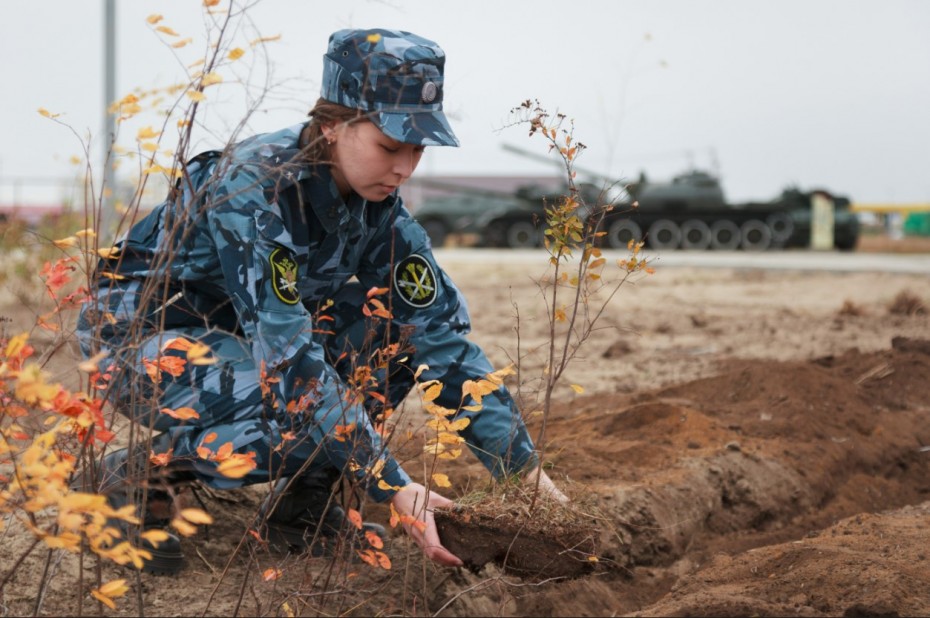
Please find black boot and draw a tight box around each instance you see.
[75,443,187,575]
[261,467,386,555]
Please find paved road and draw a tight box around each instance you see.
[434,248,930,274]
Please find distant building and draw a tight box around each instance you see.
[400,175,563,212]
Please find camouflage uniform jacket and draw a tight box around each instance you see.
[83,123,537,502]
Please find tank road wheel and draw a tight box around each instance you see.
[766,212,795,244]
[505,220,540,248]
[420,219,449,248]
[740,219,773,251]
[710,220,741,250]
[605,219,643,249]
[647,219,682,250]
[680,219,713,250]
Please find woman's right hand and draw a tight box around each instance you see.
[390,483,463,567]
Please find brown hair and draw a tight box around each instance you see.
[303,97,371,163]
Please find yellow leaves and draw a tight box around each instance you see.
[570,383,585,394]
[156,25,180,36]
[171,508,212,537]
[15,364,61,407]
[186,90,206,103]
[250,34,281,47]
[554,307,567,323]
[216,453,256,479]
[146,14,163,24]
[377,479,402,492]
[91,579,129,610]
[431,473,451,488]
[228,47,245,60]
[5,332,30,360]
[52,236,79,249]
[108,93,142,119]
[77,350,108,374]
[416,378,442,403]
[462,370,510,406]
[487,364,516,385]
[179,508,213,525]
[37,108,61,119]
[201,72,223,87]
[143,164,182,179]
[172,37,193,49]
[136,126,161,140]
[426,416,470,433]
[139,528,170,546]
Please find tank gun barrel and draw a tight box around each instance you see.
[500,142,619,187]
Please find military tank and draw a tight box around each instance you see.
[595,170,860,251]
[408,144,860,251]
[408,178,600,248]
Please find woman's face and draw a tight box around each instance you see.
[327,120,425,202]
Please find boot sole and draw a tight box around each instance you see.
[140,550,184,576]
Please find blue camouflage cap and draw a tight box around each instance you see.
[321,28,459,147]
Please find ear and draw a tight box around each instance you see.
[321,121,339,144]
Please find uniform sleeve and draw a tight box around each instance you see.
[358,199,539,479]
[205,166,410,501]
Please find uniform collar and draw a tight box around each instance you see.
[302,165,368,234]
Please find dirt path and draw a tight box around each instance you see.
[2,251,929,616]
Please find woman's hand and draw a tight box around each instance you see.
[524,465,570,504]
[391,483,463,567]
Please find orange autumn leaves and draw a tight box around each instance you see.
[142,337,255,480]
[196,433,257,479]
[143,336,215,383]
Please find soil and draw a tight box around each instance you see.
[2,246,930,616]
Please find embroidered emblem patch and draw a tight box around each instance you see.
[269,247,300,305]
[393,254,437,308]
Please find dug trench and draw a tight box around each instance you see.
[422,336,930,616]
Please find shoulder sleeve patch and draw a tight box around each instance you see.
[393,254,437,308]
[269,247,301,305]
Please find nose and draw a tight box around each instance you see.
[393,148,419,181]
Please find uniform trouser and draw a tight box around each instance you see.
[101,284,413,490]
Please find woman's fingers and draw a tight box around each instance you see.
[392,483,463,566]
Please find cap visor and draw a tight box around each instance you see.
[375,110,459,147]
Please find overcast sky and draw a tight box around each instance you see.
[2,0,928,206]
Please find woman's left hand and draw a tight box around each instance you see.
[391,483,464,567]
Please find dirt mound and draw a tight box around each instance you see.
[491,338,930,616]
